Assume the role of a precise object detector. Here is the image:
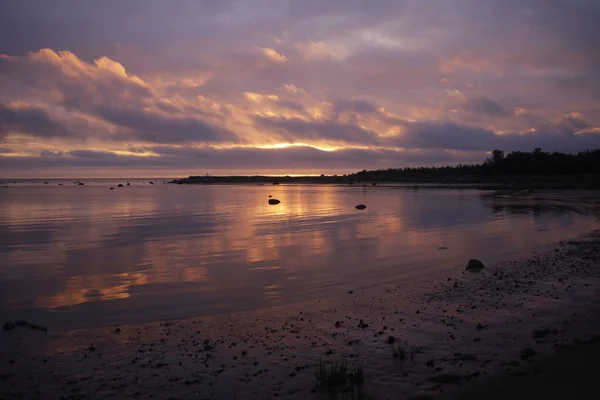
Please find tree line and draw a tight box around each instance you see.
[348,149,600,181]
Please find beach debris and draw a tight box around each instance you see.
[355,204,367,210]
[438,246,448,250]
[118,184,124,187]
[268,199,281,205]
[466,259,485,272]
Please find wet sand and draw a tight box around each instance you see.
[1,230,599,399]
[440,338,600,400]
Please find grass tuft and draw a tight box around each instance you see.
[316,358,348,387]
[348,364,364,386]
[409,346,424,360]
[392,345,406,360]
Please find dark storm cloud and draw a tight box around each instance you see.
[0,102,72,140]
[96,106,241,145]
[254,116,380,145]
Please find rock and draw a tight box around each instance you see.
[78,182,84,185]
[118,184,124,187]
[466,259,485,271]
[358,320,369,329]
[149,181,154,185]
[3,322,16,331]
[386,336,396,345]
[268,199,281,205]
[110,187,114,190]
[355,204,367,210]
[126,183,130,186]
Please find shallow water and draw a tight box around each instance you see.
[0,180,597,329]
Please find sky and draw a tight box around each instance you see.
[1,0,599,178]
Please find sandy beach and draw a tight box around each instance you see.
[2,228,600,399]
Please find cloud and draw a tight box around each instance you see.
[333,99,379,115]
[388,120,600,152]
[259,47,287,63]
[465,98,511,118]
[0,101,72,140]
[95,106,241,145]
[1,0,600,176]
[254,116,381,145]
[0,145,485,173]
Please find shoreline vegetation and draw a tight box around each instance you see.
[2,227,599,399]
[170,149,600,190]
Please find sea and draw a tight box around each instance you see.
[0,178,598,329]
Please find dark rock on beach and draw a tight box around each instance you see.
[466,259,485,272]
[268,199,281,205]
[355,204,367,210]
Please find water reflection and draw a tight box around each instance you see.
[0,184,597,329]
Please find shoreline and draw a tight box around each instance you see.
[1,230,599,399]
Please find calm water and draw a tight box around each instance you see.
[0,180,598,329]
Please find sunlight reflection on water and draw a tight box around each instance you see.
[0,181,598,329]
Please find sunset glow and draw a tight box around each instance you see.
[1,0,599,178]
